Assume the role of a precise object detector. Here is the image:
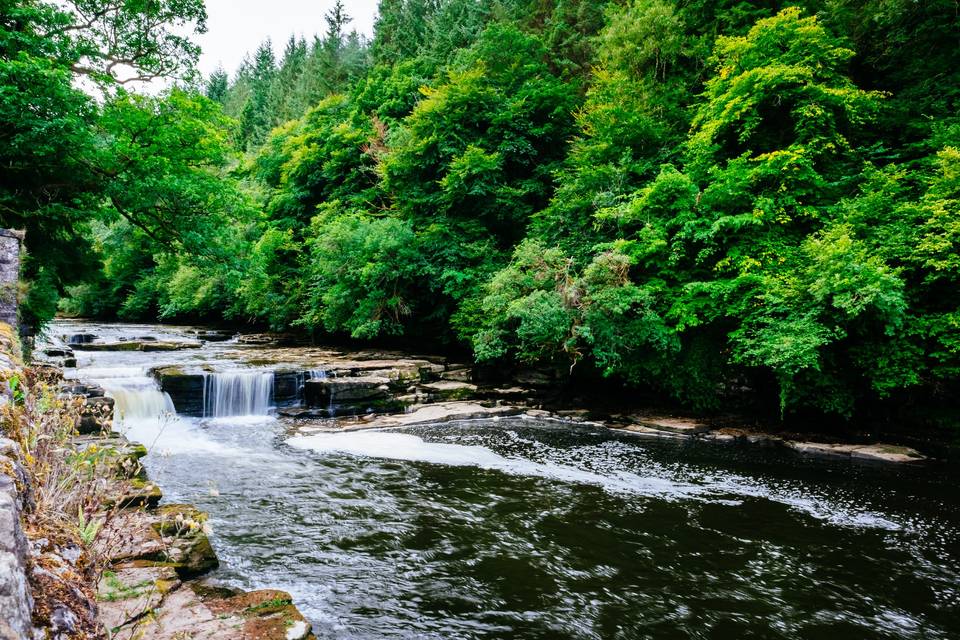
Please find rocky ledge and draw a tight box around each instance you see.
[607,413,928,464]
[86,431,316,640]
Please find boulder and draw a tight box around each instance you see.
[418,380,477,401]
[65,333,97,345]
[304,376,391,406]
[440,367,473,383]
[786,440,927,464]
[153,367,205,416]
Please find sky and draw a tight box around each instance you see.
[196,0,381,78]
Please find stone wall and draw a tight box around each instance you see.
[0,435,32,640]
[0,229,30,639]
[0,230,22,329]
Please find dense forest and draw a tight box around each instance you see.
[3,0,959,422]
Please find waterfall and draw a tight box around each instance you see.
[101,375,176,424]
[309,369,329,380]
[203,371,274,418]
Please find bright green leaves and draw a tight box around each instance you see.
[300,209,425,339]
[385,24,576,244]
[97,89,245,258]
[687,8,881,193]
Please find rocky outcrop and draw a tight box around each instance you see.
[94,498,315,639]
[304,376,391,404]
[153,367,206,416]
[292,401,524,433]
[73,340,202,352]
[0,439,32,640]
[785,441,926,463]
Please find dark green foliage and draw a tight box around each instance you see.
[36,0,960,422]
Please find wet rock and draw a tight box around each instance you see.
[304,376,391,405]
[273,370,302,407]
[139,340,202,352]
[65,333,97,345]
[440,367,473,383]
[153,367,205,416]
[786,442,861,458]
[72,341,142,351]
[188,329,235,342]
[786,440,926,463]
[849,444,926,463]
[43,346,74,358]
[419,380,477,401]
[613,424,691,438]
[73,340,200,352]
[631,416,713,435]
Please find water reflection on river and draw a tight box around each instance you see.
[50,320,960,639]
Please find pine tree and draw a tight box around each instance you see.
[239,41,277,148]
[205,67,229,104]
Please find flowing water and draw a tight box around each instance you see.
[47,321,960,639]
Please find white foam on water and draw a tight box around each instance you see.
[120,416,247,457]
[287,430,905,532]
[287,431,709,499]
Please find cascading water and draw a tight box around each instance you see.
[202,371,274,418]
[96,369,176,425]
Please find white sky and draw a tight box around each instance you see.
[196,0,380,78]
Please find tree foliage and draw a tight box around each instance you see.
[37,0,960,422]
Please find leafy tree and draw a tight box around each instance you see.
[0,0,206,329]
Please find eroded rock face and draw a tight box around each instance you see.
[304,376,391,405]
[153,367,206,416]
[100,582,314,640]
[0,439,32,640]
[96,504,219,579]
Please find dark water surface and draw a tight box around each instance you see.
[53,321,960,639]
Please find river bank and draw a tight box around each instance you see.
[2,324,316,639]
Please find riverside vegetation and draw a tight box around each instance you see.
[3,0,960,427]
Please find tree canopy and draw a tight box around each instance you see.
[8,0,958,424]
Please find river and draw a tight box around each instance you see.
[46,320,960,639]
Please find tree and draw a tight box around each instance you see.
[239,41,276,148]
[206,67,228,104]
[0,0,207,329]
